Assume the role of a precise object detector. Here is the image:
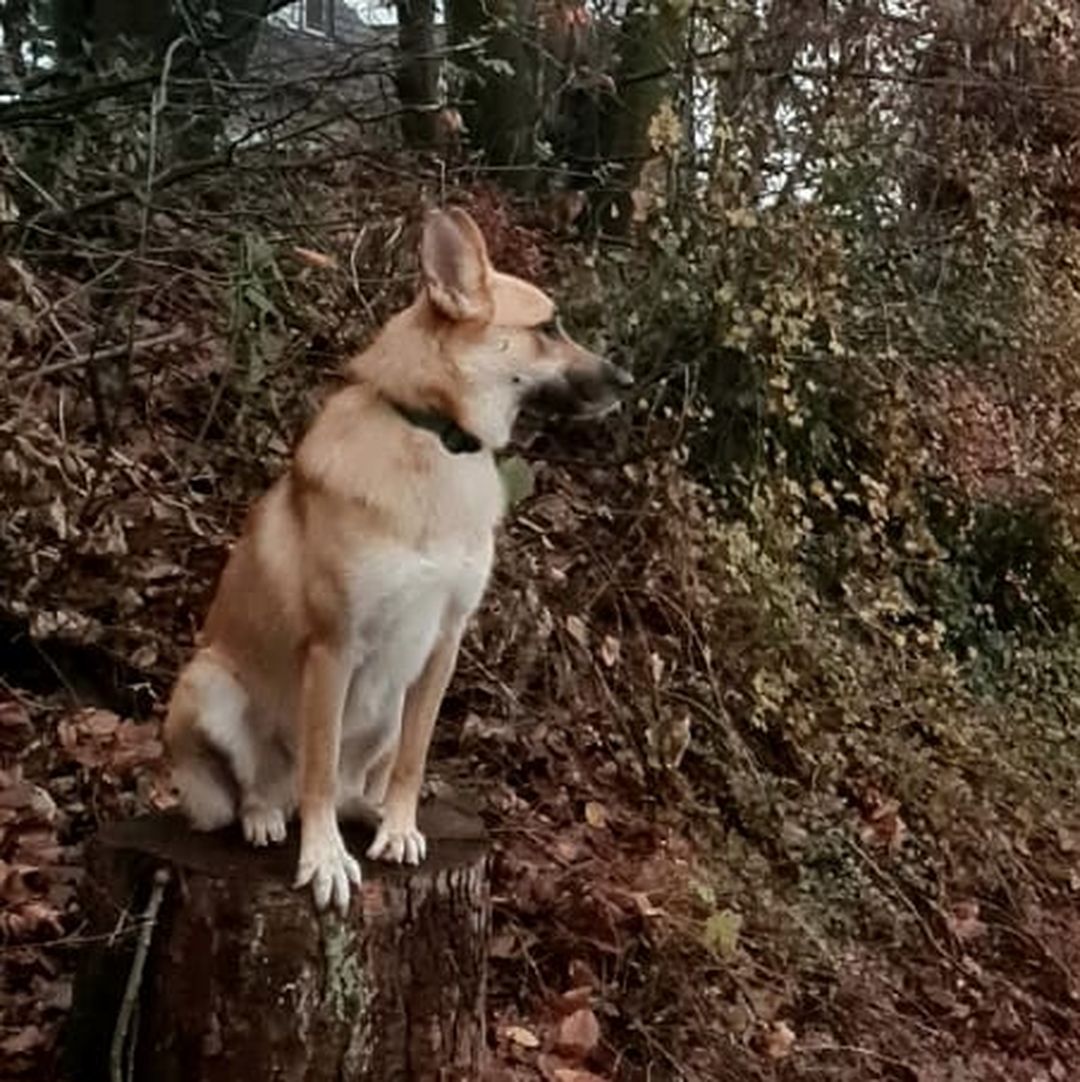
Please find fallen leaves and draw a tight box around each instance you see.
[0,768,74,943]
[0,693,172,1078]
[496,983,607,1080]
[57,709,163,774]
[0,1024,49,1059]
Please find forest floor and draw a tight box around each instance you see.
[2,176,1080,1082]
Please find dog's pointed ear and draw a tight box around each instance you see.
[420,208,494,322]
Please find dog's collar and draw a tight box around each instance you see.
[387,398,483,455]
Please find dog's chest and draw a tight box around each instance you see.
[345,456,501,679]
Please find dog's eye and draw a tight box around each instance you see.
[537,317,562,338]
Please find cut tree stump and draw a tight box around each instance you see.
[66,803,490,1082]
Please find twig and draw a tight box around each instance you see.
[109,867,171,1082]
[845,836,955,964]
[13,328,186,386]
[797,1041,919,1073]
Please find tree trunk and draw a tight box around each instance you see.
[447,0,539,187]
[66,805,490,1082]
[596,0,685,233]
[395,0,440,149]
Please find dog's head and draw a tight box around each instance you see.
[418,207,632,447]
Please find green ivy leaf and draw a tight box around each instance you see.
[497,455,535,511]
[702,909,743,960]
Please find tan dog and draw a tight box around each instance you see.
[164,207,632,911]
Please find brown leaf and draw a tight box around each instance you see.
[859,795,907,852]
[0,1024,48,1057]
[762,1021,796,1060]
[553,985,592,1016]
[554,1007,600,1061]
[599,635,620,667]
[490,931,518,959]
[553,836,586,864]
[291,246,338,270]
[0,780,56,822]
[110,721,164,771]
[946,900,986,943]
[504,1025,541,1049]
[79,709,120,737]
[565,615,589,648]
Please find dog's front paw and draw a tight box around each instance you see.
[366,807,426,866]
[295,822,362,912]
[241,805,287,847]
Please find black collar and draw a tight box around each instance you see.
[388,398,483,455]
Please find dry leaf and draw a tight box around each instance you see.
[565,615,589,648]
[554,1007,600,1061]
[554,985,592,1015]
[80,709,120,737]
[0,780,56,821]
[599,635,620,667]
[859,795,907,851]
[553,836,585,864]
[763,1020,796,1060]
[504,1025,541,1049]
[583,801,608,829]
[0,1024,48,1057]
[291,246,338,270]
[490,931,518,959]
[946,900,986,942]
[649,652,665,685]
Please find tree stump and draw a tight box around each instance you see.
[66,804,490,1082]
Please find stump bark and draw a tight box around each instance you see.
[67,804,490,1082]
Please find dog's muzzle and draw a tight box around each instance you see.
[525,356,634,418]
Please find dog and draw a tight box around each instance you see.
[163,206,632,911]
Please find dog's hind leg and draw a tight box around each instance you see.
[165,652,292,845]
[165,655,242,832]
